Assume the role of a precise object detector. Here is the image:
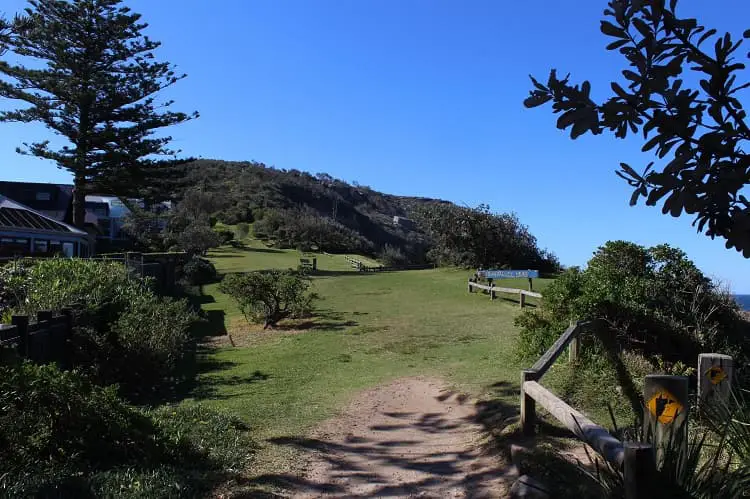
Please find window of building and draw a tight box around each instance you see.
[62,242,74,257]
[33,240,49,253]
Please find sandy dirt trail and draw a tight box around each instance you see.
[288,377,514,498]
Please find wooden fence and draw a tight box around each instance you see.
[467,280,542,308]
[520,320,666,498]
[0,309,73,365]
[97,251,186,294]
[344,255,435,273]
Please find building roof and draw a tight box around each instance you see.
[0,195,87,236]
[0,181,73,221]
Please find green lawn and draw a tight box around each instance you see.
[189,241,554,476]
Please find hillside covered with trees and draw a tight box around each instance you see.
[144,159,560,272]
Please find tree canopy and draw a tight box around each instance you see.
[525,0,750,256]
[0,0,196,227]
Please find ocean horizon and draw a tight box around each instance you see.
[736,295,750,311]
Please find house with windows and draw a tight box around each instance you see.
[0,181,159,253]
[0,195,90,257]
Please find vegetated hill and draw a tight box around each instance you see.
[172,159,558,270]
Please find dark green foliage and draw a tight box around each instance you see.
[235,222,250,240]
[182,255,218,285]
[107,295,195,398]
[516,241,747,371]
[1,258,197,401]
[147,160,438,262]
[213,227,235,245]
[378,244,408,266]
[219,270,316,329]
[525,0,750,256]
[0,0,197,227]
[413,202,561,272]
[0,363,254,497]
[253,207,374,253]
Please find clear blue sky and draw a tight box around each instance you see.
[2,0,750,291]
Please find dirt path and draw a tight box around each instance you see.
[284,378,514,498]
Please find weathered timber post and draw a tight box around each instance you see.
[569,337,579,363]
[624,442,656,499]
[521,369,538,435]
[490,283,496,301]
[698,353,733,406]
[528,277,533,291]
[468,280,473,293]
[644,375,689,464]
[37,310,53,322]
[519,292,526,308]
[36,311,53,363]
[312,257,317,271]
[11,315,29,358]
[61,307,74,368]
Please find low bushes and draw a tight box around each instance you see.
[219,270,316,328]
[0,258,197,402]
[517,240,750,426]
[516,241,747,369]
[0,363,254,497]
[182,255,218,285]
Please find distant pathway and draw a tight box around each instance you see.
[284,378,513,498]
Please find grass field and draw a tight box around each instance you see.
[188,240,556,482]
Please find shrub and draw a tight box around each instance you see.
[214,227,235,244]
[516,241,748,370]
[219,270,316,328]
[1,259,197,401]
[182,255,218,285]
[378,244,408,267]
[108,296,196,400]
[0,363,255,497]
[1,258,145,319]
[235,222,250,240]
[169,223,223,255]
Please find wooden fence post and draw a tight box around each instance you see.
[11,315,29,357]
[312,257,317,271]
[519,292,526,308]
[61,308,74,368]
[643,375,689,464]
[568,337,579,363]
[490,283,496,301]
[521,369,538,435]
[468,280,473,293]
[37,310,53,322]
[624,442,655,499]
[698,353,733,406]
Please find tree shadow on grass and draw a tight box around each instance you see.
[190,369,272,401]
[312,270,376,278]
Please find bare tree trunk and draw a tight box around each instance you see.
[72,173,86,229]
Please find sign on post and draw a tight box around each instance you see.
[478,269,539,279]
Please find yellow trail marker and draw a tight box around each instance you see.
[705,366,727,385]
[647,389,684,425]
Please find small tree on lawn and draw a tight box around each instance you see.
[219,270,316,329]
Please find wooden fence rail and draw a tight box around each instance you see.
[344,255,435,273]
[467,280,542,307]
[0,309,73,365]
[520,320,652,498]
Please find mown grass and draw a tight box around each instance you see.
[188,241,559,488]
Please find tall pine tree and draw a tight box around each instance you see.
[0,0,197,227]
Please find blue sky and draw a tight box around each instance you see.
[2,1,750,291]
